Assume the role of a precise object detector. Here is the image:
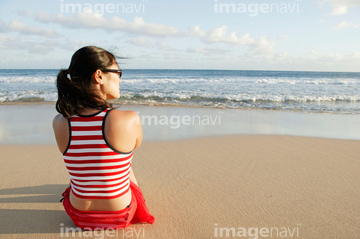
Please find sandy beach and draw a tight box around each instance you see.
[2,0,360,237]
[0,134,359,238]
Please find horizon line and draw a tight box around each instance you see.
[0,68,359,74]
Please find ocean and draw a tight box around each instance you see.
[1,69,359,114]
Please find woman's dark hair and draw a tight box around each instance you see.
[56,46,117,118]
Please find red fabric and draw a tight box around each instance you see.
[62,181,155,230]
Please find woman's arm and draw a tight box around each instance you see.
[133,112,143,150]
[52,114,70,154]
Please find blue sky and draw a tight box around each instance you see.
[0,0,359,71]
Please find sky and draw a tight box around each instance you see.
[0,0,359,71]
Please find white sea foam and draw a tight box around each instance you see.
[1,69,359,113]
[0,90,57,102]
[0,76,56,83]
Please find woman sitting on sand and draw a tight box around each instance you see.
[52,46,154,229]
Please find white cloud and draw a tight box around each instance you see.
[237,49,360,71]
[187,25,278,58]
[163,53,176,60]
[0,33,91,56]
[17,10,34,18]
[321,0,360,15]
[333,21,351,30]
[277,35,291,41]
[0,19,60,38]
[187,26,206,37]
[186,47,228,55]
[155,41,177,51]
[33,11,282,59]
[127,37,151,47]
[188,25,254,45]
[35,11,181,37]
[156,41,168,50]
[32,9,287,58]
[0,35,59,55]
[309,50,360,64]
[333,21,360,30]
[251,37,277,56]
[0,21,6,31]
[34,11,278,53]
[126,38,178,51]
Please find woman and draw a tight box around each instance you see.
[53,46,154,230]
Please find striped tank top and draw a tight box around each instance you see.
[63,108,133,199]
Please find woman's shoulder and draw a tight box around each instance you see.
[52,113,68,129]
[104,109,143,151]
[52,114,70,153]
[106,109,141,128]
[108,109,140,121]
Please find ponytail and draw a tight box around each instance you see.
[55,68,112,118]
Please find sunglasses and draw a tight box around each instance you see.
[101,69,122,78]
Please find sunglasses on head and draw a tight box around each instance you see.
[101,69,122,78]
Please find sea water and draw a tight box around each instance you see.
[1,69,359,114]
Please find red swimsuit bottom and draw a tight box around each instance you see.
[62,181,155,230]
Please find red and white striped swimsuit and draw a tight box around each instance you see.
[63,108,133,199]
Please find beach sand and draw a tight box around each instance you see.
[0,135,359,239]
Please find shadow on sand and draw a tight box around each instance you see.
[0,184,74,234]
